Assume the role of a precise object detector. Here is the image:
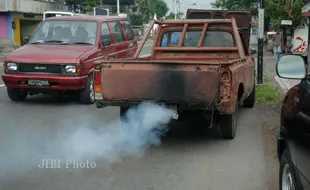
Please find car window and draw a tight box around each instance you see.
[203,31,234,47]
[161,32,181,47]
[109,22,125,43]
[101,22,111,46]
[29,20,98,45]
[160,30,235,47]
[121,21,134,40]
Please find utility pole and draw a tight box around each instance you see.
[178,0,180,18]
[257,0,264,84]
[117,0,120,15]
[174,0,177,20]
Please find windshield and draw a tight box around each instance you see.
[29,20,98,45]
[160,30,235,47]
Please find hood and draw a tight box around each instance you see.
[6,44,95,64]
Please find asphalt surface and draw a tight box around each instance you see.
[0,36,275,190]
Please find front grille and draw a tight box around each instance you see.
[18,63,62,74]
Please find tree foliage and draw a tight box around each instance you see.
[211,0,305,28]
[265,0,304,28]
[211,0,259,16]
[154,0,169,19]
[166,12,185,19]
[135,0,168,22]
[65,0,98,13]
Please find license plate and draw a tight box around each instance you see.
[28,79,49,86]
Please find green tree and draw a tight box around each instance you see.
[65,0,98,13]
[211,0,259,16]
[211,0,305,29]
[166,12,184,19]
[135,0,154,22]
[154,0,168,19]
[135,0,168,23]
[265,0,304,28]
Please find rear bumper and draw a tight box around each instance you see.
[2,73,88,90]
[95,99,217,110]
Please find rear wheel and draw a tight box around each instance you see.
[79,74,95,105]
[243,83,256,108]
[219,101,238,140]
[279,149,296,190]
[7,88,27,102]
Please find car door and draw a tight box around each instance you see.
[91,22,114,63]
[107,21,128,59]
[120,20,138,58]
[294,88,310,189]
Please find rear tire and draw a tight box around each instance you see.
[7,88,27,102]
[279,149,296,190]
[79,74,95,105]
[243,83,256,108]
[219,101,238,140]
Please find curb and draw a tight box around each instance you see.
[274,76,288,94]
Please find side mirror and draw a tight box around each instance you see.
[101,39,111,49]
[250,48,257,54]
[276,54,307,79]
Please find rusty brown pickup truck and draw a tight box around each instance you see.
[93,10,256,140]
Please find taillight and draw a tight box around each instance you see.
[220,71,231,82]
[93,70,103,99]
[219,69,232,100]
[93,70,101,85]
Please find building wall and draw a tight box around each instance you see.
[7,13,13,40]
[0,14,8,39]
[10,12,42,45]
[0,0,69,13]
[292,25,308,53]
[292,2,310,53]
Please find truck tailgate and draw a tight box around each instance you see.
[100,62,219,103]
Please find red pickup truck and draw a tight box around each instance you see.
[2,15,138,104]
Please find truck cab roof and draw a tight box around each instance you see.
[186,9,252,53]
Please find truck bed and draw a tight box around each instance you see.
[97,60,221,105]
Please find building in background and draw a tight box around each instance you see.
[0,0,69,45]
[292,0,310,53]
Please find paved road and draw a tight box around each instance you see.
[0,37,274,190]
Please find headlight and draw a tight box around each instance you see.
[6,62,18,71]
[65,65,76,73]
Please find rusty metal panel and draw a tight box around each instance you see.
[102,63,219,103]
[186,9,252,53]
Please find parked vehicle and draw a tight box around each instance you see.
[93,10,256,140]
[43,11,85,21]
[276,54,310,189]
[2,16,138,104]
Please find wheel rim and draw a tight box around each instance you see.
[89,79,95,101]
[282,163,294,190]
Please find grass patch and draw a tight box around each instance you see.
[256,75,281,104]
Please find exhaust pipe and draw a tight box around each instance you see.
[172,112,179,120]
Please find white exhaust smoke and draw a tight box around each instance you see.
[0,102,176,177]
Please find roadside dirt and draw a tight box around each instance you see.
[258,103,281,190]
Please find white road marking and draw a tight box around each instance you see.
[0,84,5,87]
